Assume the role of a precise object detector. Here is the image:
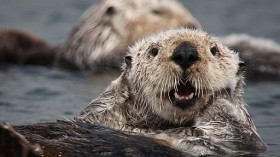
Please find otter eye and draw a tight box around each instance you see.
[210,46,219,56]
[151,9,164,16]
[149,48,159,57]
[105,6,115,15]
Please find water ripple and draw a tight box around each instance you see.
[26,87,61,97]
[0,101,14,107]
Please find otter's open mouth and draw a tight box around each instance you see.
[169,81,196,109]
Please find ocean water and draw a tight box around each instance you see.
[0,0,279,156]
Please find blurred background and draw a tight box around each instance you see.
[1,0,280,44]
[0,0,279,156]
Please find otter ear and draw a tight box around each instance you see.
[105,6,115,16]
[237,61,246,75]
[124,55,132,68]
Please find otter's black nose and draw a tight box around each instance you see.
[171,41,199,70]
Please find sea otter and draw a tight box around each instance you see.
[0,0,200,70]
[75,28,267,156]
[61,0,200,70]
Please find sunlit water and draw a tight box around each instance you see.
[0,0,279,156]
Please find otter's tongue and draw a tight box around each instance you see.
[175,82,194,100]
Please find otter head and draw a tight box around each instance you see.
[100,0,201,43]
[65,0,201,69]
[124,29,242,124]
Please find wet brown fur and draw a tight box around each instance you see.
[0,121,185,157]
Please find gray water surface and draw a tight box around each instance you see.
[0,0,280,156]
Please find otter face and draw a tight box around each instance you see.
[127,29,240,124]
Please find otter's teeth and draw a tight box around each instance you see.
[175,93,180,99]
[174,92,194,100]
[188,93,194,99]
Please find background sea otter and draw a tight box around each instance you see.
[0,0,200,70]
[63,0,200,69]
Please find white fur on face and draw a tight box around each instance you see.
[127,29,240,124]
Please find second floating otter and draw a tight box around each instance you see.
[62,0,200,70]
[0,0,200,71]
